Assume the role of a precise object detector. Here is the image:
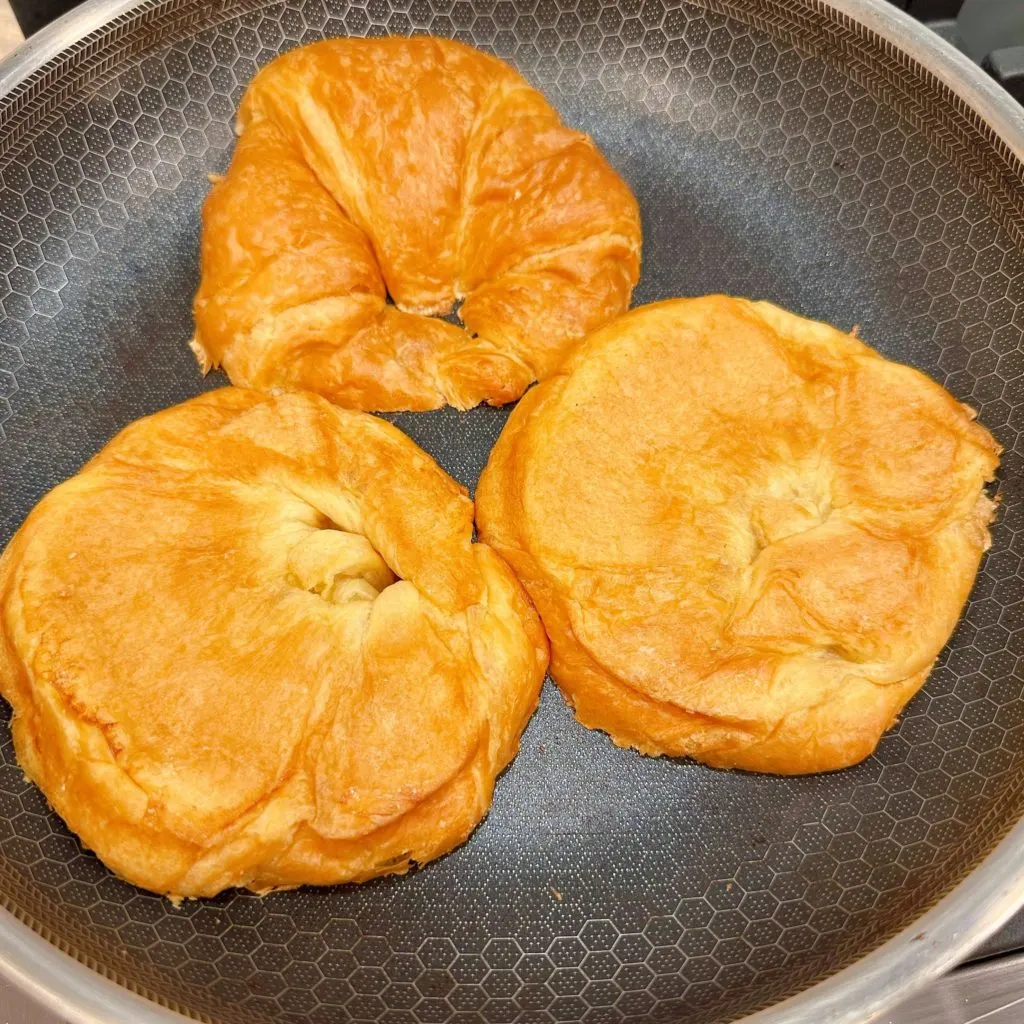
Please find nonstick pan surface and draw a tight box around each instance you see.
[0,2,1023,1023]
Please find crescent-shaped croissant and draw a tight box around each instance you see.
[192,37,642,411]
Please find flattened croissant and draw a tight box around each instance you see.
[192,37,641,411]
[0,389,548,896]
[478,297,1000,774]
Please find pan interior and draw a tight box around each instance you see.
[0,2,1023,1023]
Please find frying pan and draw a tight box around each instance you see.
[0,1,1023,1022]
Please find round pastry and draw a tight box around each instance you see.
[477,296,1000,775]
[191,36,642,412]
[0,389,547,897]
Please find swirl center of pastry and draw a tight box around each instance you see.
[286,526,396,604]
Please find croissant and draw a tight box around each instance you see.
[192,37,642,412]
[0,389,548,896]
[477,296,1000,774]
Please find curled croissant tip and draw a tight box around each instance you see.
[188,336,212,374]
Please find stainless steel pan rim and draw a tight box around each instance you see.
[0,1,1022,1022]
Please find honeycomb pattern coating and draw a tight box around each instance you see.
[0,1,1023,1023]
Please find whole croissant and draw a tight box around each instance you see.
[0,389,548,896]
[192,37,642,411]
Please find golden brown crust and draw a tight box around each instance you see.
[0,389,548,896]
[192,37,641,412]
[477,296,1000,774]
